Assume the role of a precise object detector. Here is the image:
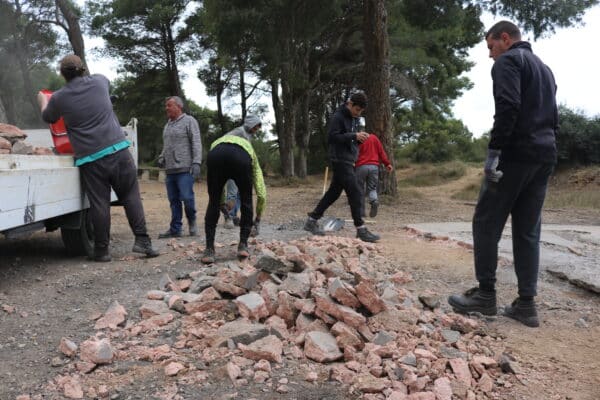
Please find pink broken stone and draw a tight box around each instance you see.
[95,300,127,330]
[59,337,78,358]
[164,362,185,376]
[304,331,343,363]
[234,292,270,321]
[238,335,283,363]
[355,280,386,314]
[79,337,114,365]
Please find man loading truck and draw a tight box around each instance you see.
[37,54,159,262]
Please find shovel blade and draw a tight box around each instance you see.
[322,217,345,232]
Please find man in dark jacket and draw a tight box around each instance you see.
[448,21,558,328]
[38,54,159,261]
[304,92,380,242]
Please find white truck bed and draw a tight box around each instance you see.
[0,119,138,233]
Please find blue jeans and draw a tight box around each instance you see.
[473,161,553,297]
[225,179,241,218]
[166,172,196,233]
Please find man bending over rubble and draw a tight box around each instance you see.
[201,117,266,264]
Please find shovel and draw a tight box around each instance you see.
[321,216,345,232]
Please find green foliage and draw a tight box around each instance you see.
[395,109,486,163]
[0,1,59,127]
[556,105,600,166]
[111,70,229,163]
[482,0,599,39]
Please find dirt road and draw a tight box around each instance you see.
[1,172,599,400]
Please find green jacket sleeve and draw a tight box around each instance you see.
[252,156,266,218]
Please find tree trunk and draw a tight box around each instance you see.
[166,25,184,100]
[363,0,396,196]
[56,0,89,75]
[280,71,296,177]
[215,65,227,133]
[237,55,247,119]
[0,95,8,124]
[297,93,310,178]
[270,76,283,141]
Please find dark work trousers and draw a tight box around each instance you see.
[79,149,148,251]
[205,143,253,248]
[309,161,364,227]
[473,161,554,297]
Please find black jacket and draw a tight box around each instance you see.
[490,41,558,164]
[328,104,359,165]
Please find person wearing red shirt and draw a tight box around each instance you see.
[355,133,392,217]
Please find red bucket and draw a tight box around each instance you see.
[40,89,74,155]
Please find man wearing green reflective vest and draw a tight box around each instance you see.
[201,118,266,264]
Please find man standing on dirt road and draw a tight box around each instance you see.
[157,96,203,238]
[448,21,558,328]
[304,92,380,243]
[38,54,159,262]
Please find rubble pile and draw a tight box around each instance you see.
[0,123,54,155]
[35,236,521,400]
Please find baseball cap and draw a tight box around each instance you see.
[59,54,85,71]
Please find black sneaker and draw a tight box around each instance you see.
[132,236,160,258]
[369,200,379,218]
[158,230,182,239]
[90,248,111,262]
[304,217,325,236]
[189,220,198,237]
[232,216,240,227]
[201,247,215,264]
[356,227,380,242]
[448,287,497,315]
[503,298,539,327]
[237,242,250,259]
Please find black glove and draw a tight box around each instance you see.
[484,149,503,183]
[250,218,260,237]
[157,156,165,169]
[191,163,201,180]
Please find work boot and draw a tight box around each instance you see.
[91,247,111,262]
[132,235,160,258]
[223,217,234,229]
[189,220,198,237]
[356,226,380,242]
[158,229,182,239]
[304,217,325,236]
[201,246,215,264]
[237,241,250,259]
[232,216,240,227]
[448,287,497,315]
[503,298,539,327]
[369,200,379,218]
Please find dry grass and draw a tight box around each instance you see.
[398,161,467,187]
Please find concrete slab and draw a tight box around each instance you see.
[407,222,600,294]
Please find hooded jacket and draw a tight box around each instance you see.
[328,104,360,165]
[490,41,558,164]
[225,114,261,141]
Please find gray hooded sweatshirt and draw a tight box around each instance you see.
[225,114,261,141]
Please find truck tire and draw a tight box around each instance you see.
[61,210,94,257]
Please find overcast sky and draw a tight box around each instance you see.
[85,5,600,138]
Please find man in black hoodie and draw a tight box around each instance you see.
[448,21,558,328]
[304,92,380,243]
